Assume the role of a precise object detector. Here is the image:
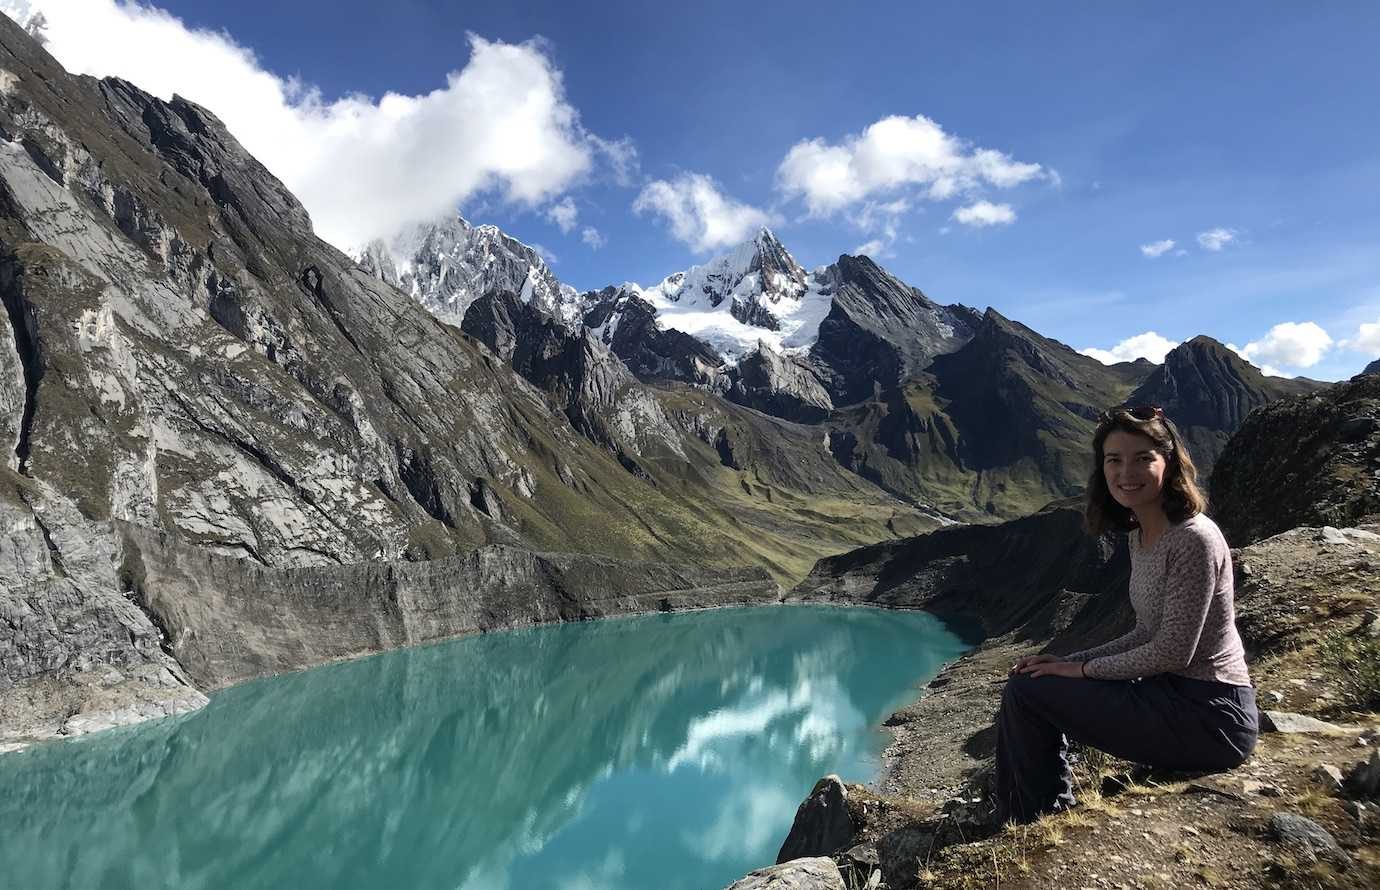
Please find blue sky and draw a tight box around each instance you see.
[12,1,1380,379]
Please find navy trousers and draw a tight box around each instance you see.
[993,671,1258,825]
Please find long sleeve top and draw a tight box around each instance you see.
[1066,514,1252,686]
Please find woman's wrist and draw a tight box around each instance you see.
[1080,660,1088,678]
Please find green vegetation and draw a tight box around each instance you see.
[1318,628,1380,711]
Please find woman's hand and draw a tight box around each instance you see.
[1009,654,1058,676]
[1017,660,1086,679]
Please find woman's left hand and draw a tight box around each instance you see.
[1017,660,1086,679]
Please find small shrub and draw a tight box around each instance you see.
[1317,628,1380,710]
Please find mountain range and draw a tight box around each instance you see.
[0,13,1348,744]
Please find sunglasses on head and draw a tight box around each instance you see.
[1100,404,1165,422]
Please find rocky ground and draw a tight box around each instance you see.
[753,521,1380,889]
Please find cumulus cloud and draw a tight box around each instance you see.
[1231,321,1333,369]
[580,226,606,250]
[1139,239,1176,258]
[14,0,621,249]
[1340,316,1380,356]
[1080,331,1180,365]
[776,114,1044,217]
[632,173,775,253]
[545,197,578,234]
[952,200,1016,227]
[1197,227,1237,251]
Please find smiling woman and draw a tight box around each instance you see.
[993,405,1258,825]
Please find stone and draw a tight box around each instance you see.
[776,776,855,864]
[1260,711,1343,734]
[1266,691,1285,704]
[1312,764,1344,793]
[877,825,934,887]
[1268,812,1349,866]
[1343,749,1380,799]
[842,843,879,868]
[1320,526,1352,546]
[1244,780,1283,798]
[723,857,846,890]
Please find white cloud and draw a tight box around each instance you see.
[951,200,1016,227]
[633,173,775,253]
[580,226,606,250]
[1234,321,1334,369]
[1197,227,1237,251]
[847,198,909,256]
[1139,239,1176,258]
[1341,316,1380,355]
[1080,331,1179,365]
[17,0,620,250]
[776,114,1044,217]
[545,196,578,234]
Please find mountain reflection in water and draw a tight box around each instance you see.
[0,605,969,890]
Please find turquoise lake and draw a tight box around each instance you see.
[0,605,971,889]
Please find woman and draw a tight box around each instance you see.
[992,404,1258,825]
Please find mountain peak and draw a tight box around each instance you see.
[359,213,579,325]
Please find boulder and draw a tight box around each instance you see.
[776,776,856,864]
[1344,749,1380,799]
[723,857,846,890]
[1260,711,1343,734]
[1268,812,1349,866]
[1312,764,1344,793]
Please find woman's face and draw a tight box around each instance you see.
[1102,429,1169,512]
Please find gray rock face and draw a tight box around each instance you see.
[460,288,685,461]
[1363,358,1379,377]
[810,255,978,405]
[776,775,856,864]
[118,522,778,690]
[724,858,846,890]
[730,347,834,423]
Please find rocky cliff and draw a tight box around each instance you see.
[1212,372,1380,546]
[0,15,906,744]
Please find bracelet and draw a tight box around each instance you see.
[1080,661,1088,678]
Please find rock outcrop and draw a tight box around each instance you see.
[1211,373,1380,546]
[729,345,834,423]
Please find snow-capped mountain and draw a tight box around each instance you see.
[356,215,582,326]
[626,228,834,362]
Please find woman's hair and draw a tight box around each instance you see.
[1084,406,1207,536]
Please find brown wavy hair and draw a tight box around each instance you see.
[1084,407,1207,536]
